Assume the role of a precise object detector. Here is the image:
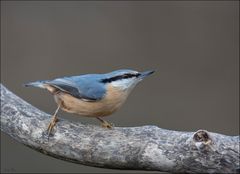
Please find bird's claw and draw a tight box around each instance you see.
[47,116,59,136]
[101,121,114,129]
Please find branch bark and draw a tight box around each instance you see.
[0,84,239,173]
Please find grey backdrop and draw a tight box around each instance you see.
[1,1,239,173]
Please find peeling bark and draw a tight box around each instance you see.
[0,84,239,173]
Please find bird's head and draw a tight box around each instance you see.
[101,69,154,92]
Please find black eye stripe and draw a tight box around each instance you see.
[122,73,139,78]
[101,73,140,83]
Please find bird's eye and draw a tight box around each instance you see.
[122,74,129,78]
[122,74,133,79]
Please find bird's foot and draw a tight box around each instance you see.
[47,116,59,136]
[101,120,114,129]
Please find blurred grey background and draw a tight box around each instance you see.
[1,1,239,173]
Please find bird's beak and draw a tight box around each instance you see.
[139,70,155,79]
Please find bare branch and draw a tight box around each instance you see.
[1,84,239,173]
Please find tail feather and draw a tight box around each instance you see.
[23,81,47,89]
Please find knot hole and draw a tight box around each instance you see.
[193,130,211,143]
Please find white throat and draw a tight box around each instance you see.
[111,78,139,92]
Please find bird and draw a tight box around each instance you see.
[24,69,154,135]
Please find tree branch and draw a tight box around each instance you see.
[0,84,239,173]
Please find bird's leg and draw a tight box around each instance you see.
[96,117,114,129]
[47,104,61,135]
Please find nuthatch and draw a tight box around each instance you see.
[24,69,154,134]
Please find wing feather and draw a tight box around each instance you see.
[45,78,105,101]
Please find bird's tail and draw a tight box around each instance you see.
[23,80,47,89]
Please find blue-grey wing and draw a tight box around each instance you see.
[45,77,106,101]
